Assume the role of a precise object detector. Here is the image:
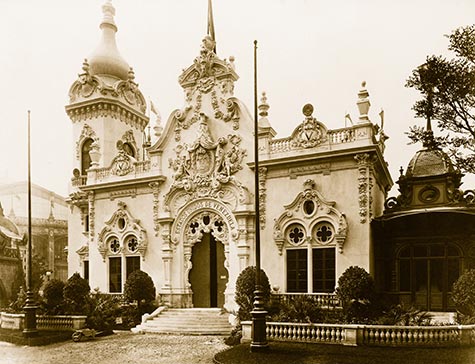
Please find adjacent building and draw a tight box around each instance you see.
[0,182,68,282]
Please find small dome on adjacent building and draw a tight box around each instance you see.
[0,203,21,239]
[406,147,454,178]
[88,0,130,80]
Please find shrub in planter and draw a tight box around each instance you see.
[64,272,91,314]
[336,266,380,323]
[452,269,475,323]
[86,291,122,332]
[377,303,432,326]
[124,270,156,311]
[272,295,323,323]
[43,279,65,315]
[235,266,271,322]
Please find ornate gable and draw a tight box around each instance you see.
[273,179,348,254]
[97,201,147,261]
[164,113,249,211]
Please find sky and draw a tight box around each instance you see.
[0,0,474,198]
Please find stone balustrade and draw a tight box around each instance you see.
[267,124,370,155]
[242,321,475,347]
[0,312,87,331]
[272,292,341,309]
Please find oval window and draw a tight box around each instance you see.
[303,200,315,215]
[118,217,126,230]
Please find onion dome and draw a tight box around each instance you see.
[88,0,130,80]
[0,203,21,240]
[406,147,455,178]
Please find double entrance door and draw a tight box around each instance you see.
[189,232,228,307]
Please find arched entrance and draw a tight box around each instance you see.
[190,232,228,307]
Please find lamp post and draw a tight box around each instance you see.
[250,40,268,352]
[23,110,38,337]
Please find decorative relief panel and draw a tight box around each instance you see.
[149,182,161,237]
[355,153,375,223]
[164,113,249,209]
[258,167,267,230]
[291,104,328,149]
[273,179,348,254]
[88,191,95,241]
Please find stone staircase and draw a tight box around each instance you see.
[132,307,233,335]
[428,311,456,324]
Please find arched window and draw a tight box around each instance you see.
[106,234,141,293]
[81,138,94,175]
[123,142,135,159]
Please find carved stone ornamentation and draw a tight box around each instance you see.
[149,182,161,237]
[165,113,247,204]
[88,191,95,241]
[111,141,135,176]
[121,129,139,158]
[68,61,147,116]
[97,201,148,261]
[76,124,99,160]
[258,167,267,229]
[175,37,241,132]
[291,104,328,149]
[355,153,373,223]
[273,179,348,254]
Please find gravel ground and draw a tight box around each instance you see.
[0,331,228,364]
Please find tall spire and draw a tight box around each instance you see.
[207,0,217,54]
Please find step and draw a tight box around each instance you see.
[134,307,233,336]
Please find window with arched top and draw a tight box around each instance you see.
[123,142,135,158]
[81,138,94,175]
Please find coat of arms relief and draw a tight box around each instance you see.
[166,113,247,206]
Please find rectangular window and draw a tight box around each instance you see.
[109,257,122,293]
[312,248,335,293]
[84,260,89,282]
[287,249,307,293]
[126,256,140,279]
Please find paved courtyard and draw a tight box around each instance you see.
[0,331,228,364]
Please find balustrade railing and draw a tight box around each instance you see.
[268,126,361,154]
[272,292,341,309]
[241,321,475,347]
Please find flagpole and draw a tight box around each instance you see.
[250,40,268,352]
[23,110,38,337]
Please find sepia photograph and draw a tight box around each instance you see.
[0,0,474,363]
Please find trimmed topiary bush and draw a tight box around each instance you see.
[235,266,271,322]
[452,269,475,323]
[43,279,65,315]
[336,266,379,323]
[64,272,91,314]
[124,270,156,311]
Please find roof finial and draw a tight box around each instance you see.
[258,92,270,118]
[101,0,116,30]
[357,81,371,123]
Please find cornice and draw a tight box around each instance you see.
[65,98,149,131]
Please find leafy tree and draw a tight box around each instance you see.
[234,266,271,321]
[124,270,156,311]
[64,272,91,314]
[406,24,475,173]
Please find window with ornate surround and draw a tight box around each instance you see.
[275,180,347,293]
[97,201,148,293]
